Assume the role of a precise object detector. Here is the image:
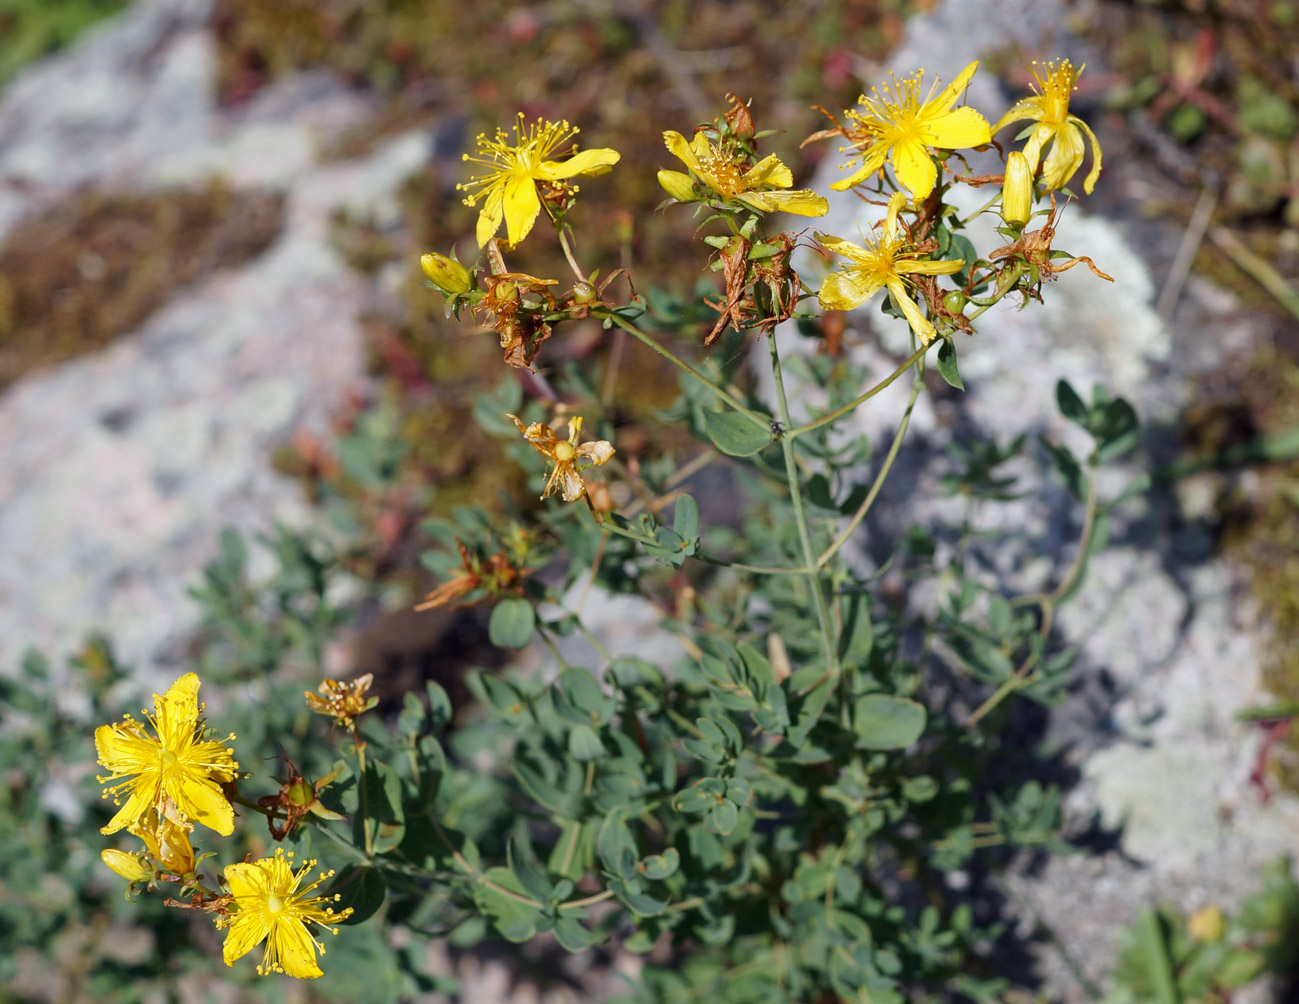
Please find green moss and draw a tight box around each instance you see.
[0,181,285,389]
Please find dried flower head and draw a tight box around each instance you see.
[304,674,377,730]
[508,414,614,502]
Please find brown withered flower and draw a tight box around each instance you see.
[703,232,803,344]
[304,674,378,730]
[257,756,346,841]
[475,270,560,371]
[988,192,1113,286]
[414,539,528,611]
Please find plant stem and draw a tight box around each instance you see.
[787,343,928,439]
[816,360,924,569]
[603,312,769,428]
[354,736,374,856]
[768,333,838,678]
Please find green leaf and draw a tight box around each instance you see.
[489,598,535,648]
[474,867,541,942]
[558,666,608,721]
[553,914,596,952]
[568,723,606,761]
[1056,379,1088,424]
[706,798,740,836]
[597,810,639,878]
[936,339,964,391]
[426,681,452,735]
[703,409,772,457]
[672,494,700,546]
[548,820,592,880]
[639,848,680,880]
[331,864,387,925]
[853,694,927,749]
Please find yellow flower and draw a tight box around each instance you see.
[508,413,614,502]
[832,61,991,201]
[221,848,352,979]
[95,673,238,836]
[459,115,620,248]
[658,131,828,216]
[1002,151,1034,225]
[304,673,377,730]
[993,59,1102,194]
[817,193,964,344]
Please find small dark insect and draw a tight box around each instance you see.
[770,420,785,437]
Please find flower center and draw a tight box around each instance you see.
[266,895,285,915]
[698,148,744,197]
[554,441,577,462]
[160,750,180,769]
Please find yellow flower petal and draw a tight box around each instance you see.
[1071,115,1104,194]
[898,257,964,277]
[274,919,326,979]
[886,277,936,343]
[1040,120,1085,191]
[992,97,1047,136]
[924,106,991,150]
[476,184,505,247]
[663,130,701,173]
[501,173,543,248]
[540,147,620,179]
[737,189,829,216]
[818,269,885,312]
[742,153,793,190]
[892,138,938,200]
[830,147,888,192]
[928,60,981,114]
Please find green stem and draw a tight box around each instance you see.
[603,313,769,429]
[787,343,928,439]
[768,333,838,678]
[354,738,374,856]
[816,360,924,569]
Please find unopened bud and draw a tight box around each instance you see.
[1001,152,1033,226]
[572,281,597,303]
[288,779,316,807]
[102,848,150,883]
[421,251,472,295]
[657,169,697,204]
[1188,905,1226,943]
[942,290,968,314]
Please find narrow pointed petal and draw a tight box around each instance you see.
[819,270,885,311]
[663,131,701,173]
[223,912,272,966]
[899,257,965,276]
[1040,121,1085,190]
[815,234,872,262]
[738,189,828,216]
[101,781,158,835]
[892,139,938,200]
[501,173,543,247]
[155,674,200,748]
[886,278,936,343]
[742,154,793,190]
[992,98,1046,136]
[275,921,325,979]
[541,147,620,179]
[476,185,505,247]
[923,106,991,150]
[929,60,980,113]
[1071,115,1104,193]
[830,147,887,191]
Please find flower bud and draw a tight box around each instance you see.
[1188,904,1226,943]
[102,848,150,883]
[288,779,317,807]
[420,251,472,295]
[657,169,697,204]
[1001,151,1033,226]
[942,290,968,314]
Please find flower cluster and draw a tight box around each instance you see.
[96,673,363,978]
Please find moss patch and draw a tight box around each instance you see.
[0,182,285,388]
